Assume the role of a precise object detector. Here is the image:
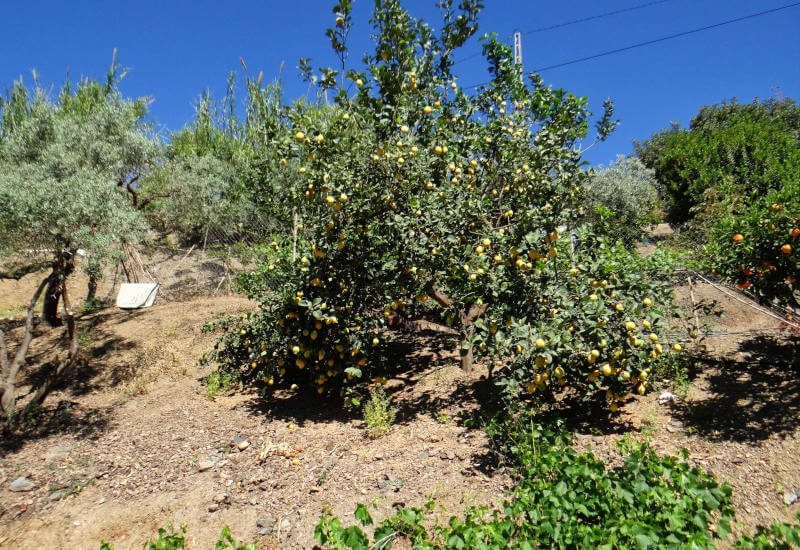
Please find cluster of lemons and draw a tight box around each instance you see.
[278,303,364,395]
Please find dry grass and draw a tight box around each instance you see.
[122,342,185,396]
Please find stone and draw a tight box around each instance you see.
[198,459,216,472]
[256,516,275,531]
[9,477,33,492]
[784,491,799,506]
[658,391,676,405]
[208,503,220,512]
[234,435,250,451]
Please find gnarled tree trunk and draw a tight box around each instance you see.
[431,289,488,373]
[42,250,75,327]
[21,278,80,417]
[0,274,51,418]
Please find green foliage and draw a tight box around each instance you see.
[142,154,257,244]
[363,387,396,438]
[315,417,737,548]
[0,61,154,263]
[491,237,681,408]
[650,348,690,397]
[99,524,255,550]
[707,180,799,306]
[144,524,187,550]
[214,525,257,550]
[734,513,800,549]
[635,98,800,228]
[203,369,239,399]
[637,98,800,308]
[584,156,661,246]
[207,0,677,410]
[141,75,299,246]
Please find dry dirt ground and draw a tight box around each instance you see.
[0,293,506,549]
[1,266,799,548]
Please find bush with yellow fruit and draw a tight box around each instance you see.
[207,0,677,409]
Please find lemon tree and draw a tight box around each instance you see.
[207,0,679,408]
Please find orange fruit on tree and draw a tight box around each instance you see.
[791,227,800,238]
[732,233,744,244]
[781,244,793,255]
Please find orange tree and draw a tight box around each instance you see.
[207,0,680,409]
[709,181,799,307]
[636,99,800,309]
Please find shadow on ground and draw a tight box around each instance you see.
[242,327,504,431]
[0,400,112,454]
[671,333,799,443]
[1,307,152,451]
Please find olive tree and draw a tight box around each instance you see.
[0,59,154,418]
[141,77,295,246]
[584,156,661,246]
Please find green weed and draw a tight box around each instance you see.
[363,388,396,439]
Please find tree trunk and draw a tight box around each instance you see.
[86,273,98,306]
[459,327,476,373]
[0,274,51,418]
[458,302,487,373]
[22,278,80,417]
[42,277,62,327]
[42,251,75,327]
[430,289,487,373]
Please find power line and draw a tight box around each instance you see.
[464,1,800,88]
[533,1,800,72]
[522,0,672,36]
[453,0,673,66]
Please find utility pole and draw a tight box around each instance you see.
[513,31,523,82]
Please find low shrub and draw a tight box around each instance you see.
[584,156,661,246]
[316,416,738,548]
[363,387,396,439]
[100,524,255,550]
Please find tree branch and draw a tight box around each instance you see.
[0,330,8,372]
[431,289,453,309]
[126,174,140,207]
[1,273,51,416]
[20,278,79,416]
[461,303,488,326]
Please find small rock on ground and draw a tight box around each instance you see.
[10,477,34,492]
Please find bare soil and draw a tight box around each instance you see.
[0,296,506,549]
[1,260,799,548]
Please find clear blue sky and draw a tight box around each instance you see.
[2,0,798,165]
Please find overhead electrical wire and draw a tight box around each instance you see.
[462,1,800,88]
[532,1,800,72]
[453,0,674,66]
[521,0,672,35]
